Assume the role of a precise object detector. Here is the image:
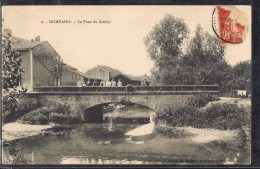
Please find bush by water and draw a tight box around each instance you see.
[155,102,250,130]
[19,103,80,125]
[154,105,201,127]
[201,103,250,130]
[186,93,219,108]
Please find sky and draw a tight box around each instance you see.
[2,5,251,76]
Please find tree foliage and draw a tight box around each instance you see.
[230,60,251,91]
[144,18,235,89]
[144,13,189,84]
[2,37,27,116]
[182,25,232,88]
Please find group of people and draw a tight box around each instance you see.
[77,79,148,87]
[100,79,122,87]
[77,80,87,87]
[77,79,123,87]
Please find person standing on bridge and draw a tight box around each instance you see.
[141,80,146,86]
[77,80,83,87]
[106,80,112,87]
[117,79,122,86]
[111,79,116,86]
[100,80,105,86]
[86,79,91,86]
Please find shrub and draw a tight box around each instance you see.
[202,103,250,130]
[154,125,194,138]
[3,100,41,123]
[186,93,219,108]
[154,105,201,127]
[155,102,250,131]
[34,114,49,125]
[49,102,70,114]
[236,126,251,161]
[49,112,67,124]
[19,107,51,125]
[66,115,81,124]
[19,103,80,125]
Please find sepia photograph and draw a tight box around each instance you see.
[2,5,251,165]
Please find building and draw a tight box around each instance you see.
[85,65,152,86]
[85,65,122,82]
[113,74,152,86]
[3,29,92,91]
[4,29,63,91]
[62,63,98,86]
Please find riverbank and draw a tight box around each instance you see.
[176,126,237,143]
[2,122,56,141]
[154,124,237,143]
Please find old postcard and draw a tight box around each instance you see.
[2,5,251,165]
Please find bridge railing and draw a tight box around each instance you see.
[134,85,219,92]
[33,85,219,93]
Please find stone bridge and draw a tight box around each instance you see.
[38,93,191,109]
[21,85,219,122]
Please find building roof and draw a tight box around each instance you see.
[115,74,152,82]
[64,67,96,80]
[63,63,78,71]
[96,65,122,78]
[85,65,152,82]
[64,63,99,80]
[121,74,142,81]
[140,74,152,82]
[11,36,46,50]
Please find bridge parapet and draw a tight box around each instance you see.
[32,85,219,95]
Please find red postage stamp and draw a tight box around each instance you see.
[212,6,248,44]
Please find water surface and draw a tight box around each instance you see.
[4,104,240,164]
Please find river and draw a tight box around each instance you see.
[3,103,243,165]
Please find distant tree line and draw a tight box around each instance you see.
[144,13,251,93]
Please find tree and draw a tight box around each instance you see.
[144,13,189,84]
[2,37,27,120]
[182,25,232,89]
[230,60,251,91]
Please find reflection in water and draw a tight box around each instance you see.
[61,156,160,164]
[6,103,238,164]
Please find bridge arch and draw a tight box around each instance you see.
[79,95,156,110]
[82,102,153,123]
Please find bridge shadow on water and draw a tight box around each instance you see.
[81,102,153,145]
